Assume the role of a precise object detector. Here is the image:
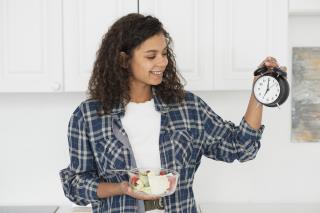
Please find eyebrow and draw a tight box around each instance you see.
[144,47,168,53]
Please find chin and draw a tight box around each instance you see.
[150,80,163,86]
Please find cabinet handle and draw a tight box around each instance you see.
[51,82,61,91]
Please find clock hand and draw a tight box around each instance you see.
[263,84,270,98]
[269,83,277,90]
[262,78,271,98]
[263,88,269,98]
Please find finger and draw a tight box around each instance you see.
[280,66,287,72]
[126,186,132,194]
[270,56,277,61]
[267,56,277,63]
[258,60,265,68]
[119,182,130,194]
[258,57,270,68]
[125,186,161,200]
[258,56,278,68]
[266,56,279,65]
[133,193,160,200]
[264,61,278,68]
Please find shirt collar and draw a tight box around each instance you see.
[109,87,170,116]
[152,87,170,113]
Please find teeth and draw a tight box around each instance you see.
[151,71,162,75]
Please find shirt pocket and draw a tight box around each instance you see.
[91,136,127,176]
[170,129,195,168]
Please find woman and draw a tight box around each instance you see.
[60,13,283,213]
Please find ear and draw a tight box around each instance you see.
[119,51,129,69]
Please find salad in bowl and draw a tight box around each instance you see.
[128,168,179,197]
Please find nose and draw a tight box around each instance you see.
[157,55,168,68]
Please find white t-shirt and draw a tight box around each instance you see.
[121,99,164,213]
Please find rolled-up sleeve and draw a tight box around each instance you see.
[59,108,101,205]
[199,98,264,163]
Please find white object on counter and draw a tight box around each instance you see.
[198,203,320,213]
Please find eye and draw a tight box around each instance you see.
[146,52,167,60]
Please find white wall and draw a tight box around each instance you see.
[1,16,320,206]
[0,93,86,205]
[193,15,320,204]
[193,91,320,204]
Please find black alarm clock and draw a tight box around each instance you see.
[253,66,289,107]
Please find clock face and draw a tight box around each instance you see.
[253,76,281,104]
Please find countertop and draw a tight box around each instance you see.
[0,206,59,213]
[57,203,320,213]
[198,203,320,213]
[2,203,320,213]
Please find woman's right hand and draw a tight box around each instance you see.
[119,181,160,200]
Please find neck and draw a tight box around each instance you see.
[129,82,152,103]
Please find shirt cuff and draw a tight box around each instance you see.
[79,176,101,203]
[238,117,265,141]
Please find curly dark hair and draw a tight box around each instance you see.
[88,13,185,114]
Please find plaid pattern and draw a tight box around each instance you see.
[60,90,264,213]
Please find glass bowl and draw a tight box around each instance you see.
[128,168,179,197]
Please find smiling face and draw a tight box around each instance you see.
[128,33,168,89]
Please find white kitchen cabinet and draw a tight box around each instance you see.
[64,0,215,91]
[63,0,136,91]
[139,0,214,90]
[0,0,63,92]
[289,0,320,15]
[0,0,289,92]
[65,0,215,91]
[213,0,288,90]
[138,0,288,90]
[0,0,136,92]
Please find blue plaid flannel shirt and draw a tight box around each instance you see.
[60,90,264,213]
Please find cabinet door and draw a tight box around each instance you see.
[289,0,320,15]
[0,0,63,92]
[214,0,288,90]
[63,0,137,92]
[139,0,214,90]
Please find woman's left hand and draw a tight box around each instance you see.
[255,56,287,81]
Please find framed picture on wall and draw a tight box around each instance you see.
[292,47,320,143]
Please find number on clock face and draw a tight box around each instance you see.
[253,76,281,104]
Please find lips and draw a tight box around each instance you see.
[150,71,163,75]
